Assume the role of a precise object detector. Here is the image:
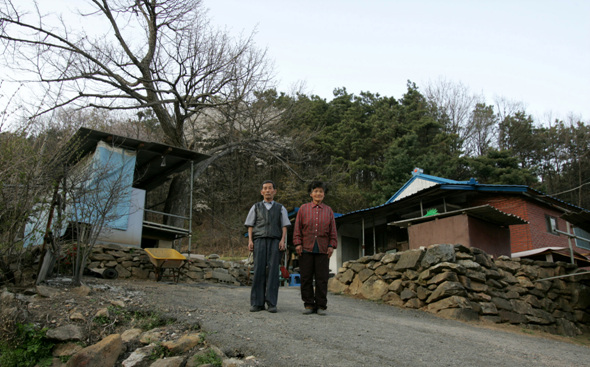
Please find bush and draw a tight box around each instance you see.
[0,323,54,367]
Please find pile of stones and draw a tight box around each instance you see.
[86,244,250,286]
[328,243,590,336]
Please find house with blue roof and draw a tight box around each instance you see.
[331,168,590,272]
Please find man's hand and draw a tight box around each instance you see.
[279,240,286,251]
[295,245,302,256]
[248,240,254,252]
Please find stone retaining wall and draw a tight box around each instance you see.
[87,244,250,286]
[328,244,590,336]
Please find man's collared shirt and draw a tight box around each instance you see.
[244,201,290,228]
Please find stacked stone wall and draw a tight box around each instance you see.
[87,244,250,286]
[328,243,590,336]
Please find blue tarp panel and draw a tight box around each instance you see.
[73,141,136,230]
[24,141,136,246]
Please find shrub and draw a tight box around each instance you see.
[0,323,54,367]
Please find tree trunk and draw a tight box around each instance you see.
[164,173,190,229]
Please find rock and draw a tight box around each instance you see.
[69,311,85,321]
[394,249,424,272]
[349,262,366,273]
[347,275,363,296]
[122,343,156,367]
[46,324,85,341]
[52,342,83,357]
[359,279,389,301]
[421,244,455,268]
[328,278,348,294]
[140,328,166,344]
[473,252,495,269]
[95,307,109,318]
[498,310,527,324]
[115,264,132,278]
[495,259,520,274]
[516,276,534,288]
[383,292,404,307]
[357,268,374,283]
[150,356,185,367]
[437,308,479,321]
[162,332,203,354]
[111,299,126,308]
[555,318,582,336]
[427,296,472,312]
[388,279,403,293]
[381,253,398,264]
[400,288,416,301]
[404,298,423,309]
[427,271,459,286]
[71,284,91,297]
[121,328,143,343]
[457,259,481,270]
[66,334,123,367]
[426,281,467,303]
[36,285,62,298]
[479,302,498,315]
[337,269,355,284]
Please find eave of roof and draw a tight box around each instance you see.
[57,127,210,191]
[337,179,588,223]
[389,204,528,228]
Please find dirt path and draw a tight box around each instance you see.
[125,279,590,367]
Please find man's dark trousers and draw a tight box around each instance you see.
[251,237,280,308]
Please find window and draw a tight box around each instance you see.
[545,215,558,234]
[574,227,590,250]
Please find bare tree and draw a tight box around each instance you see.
[56,141,133,285]
[422,78,482,149]
[0,0,274,224]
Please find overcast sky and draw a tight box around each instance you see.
[205,0,590,123]
[1,1,588,125]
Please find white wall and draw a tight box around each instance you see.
[97,188,145,247]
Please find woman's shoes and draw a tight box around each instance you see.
[302,308,315,315]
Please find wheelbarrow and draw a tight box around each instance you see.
[144,248,187,283]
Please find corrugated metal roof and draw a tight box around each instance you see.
[338,171,589,221]
[388,204,528,228]
[57,127,210,191]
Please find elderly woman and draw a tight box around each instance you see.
[293,181,338,315]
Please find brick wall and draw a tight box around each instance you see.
[470,194,587,254]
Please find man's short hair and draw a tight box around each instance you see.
[308,180,328,194]
[262,180,276,189]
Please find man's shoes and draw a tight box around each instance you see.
[302,308,315,315]
[250,306,264,312]
[267,306,277,313]
[316,308,327,316]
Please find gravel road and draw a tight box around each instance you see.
[130,280,589,367]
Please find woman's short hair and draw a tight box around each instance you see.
[308,180,328,194]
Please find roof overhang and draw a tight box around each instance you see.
[560,211,590,233]
[388,204,528,228]
[512,246,590,267]
[58,127,210,191]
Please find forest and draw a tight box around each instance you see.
[2,82,589,257]
[0,0,589,260]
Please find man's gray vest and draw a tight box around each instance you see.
[252,201,283,239]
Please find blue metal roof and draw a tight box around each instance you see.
[338,170,589,220]
[385,171,473,204]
